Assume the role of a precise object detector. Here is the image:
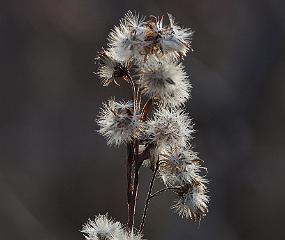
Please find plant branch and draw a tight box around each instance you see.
[127,139,141,230]
[149,186,181,200]
[126,71,140,230]
[139,160,160,232]
[132,139,140,224]
[127,143,135,229]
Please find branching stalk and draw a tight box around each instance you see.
[149,186,181,200]
[139,160,160,232]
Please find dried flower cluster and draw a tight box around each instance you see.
[82,11,209,239]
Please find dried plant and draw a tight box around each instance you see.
[82,11,209,240]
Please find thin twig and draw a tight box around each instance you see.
[139,160,160,232]
[149,186,181,200]
[127,139,141,230]
[132,139,140,224]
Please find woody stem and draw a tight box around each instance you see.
[127,144,134,229]
[126,68,141,229]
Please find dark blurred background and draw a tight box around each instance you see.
[1,0,285,239]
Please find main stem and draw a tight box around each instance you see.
[127,144,134,229]
[127,140,140,230]
[127,74,141,230]
[126,76,154,230]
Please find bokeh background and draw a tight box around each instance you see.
[1,0,285,239]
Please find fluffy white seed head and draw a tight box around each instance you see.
[159,148,205,186]
[140,57,191,107]
[96,49,130,86]
[108,11,147,62]
[107,11,193,62]
[82,214,143,240]
[97,100,142,147]
[172,185,209,221]
[157,147,209,221]
[157,14,193,59]
[81,214,124,240]
[146,108,193,148]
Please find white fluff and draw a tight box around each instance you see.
[172,185,209,221]
[82,214,124,240]
[108,11,147,62]
[97,100,142,147]
[140,57,191,107]
[82,214,144,240]
[146,108,193,147]
[157,14,193,59]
